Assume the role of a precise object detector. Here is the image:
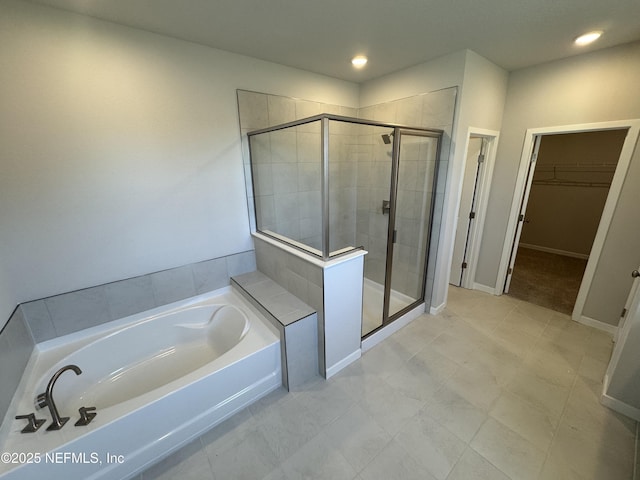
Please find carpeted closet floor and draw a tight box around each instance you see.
[507,247,588,315]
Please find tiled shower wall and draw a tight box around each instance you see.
[238,90,358,252]
[249,122,323,250]
[238,87,456,303]
[357,88,456,300]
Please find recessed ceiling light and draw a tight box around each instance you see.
[351,55,368,68]
[574,31,603,46]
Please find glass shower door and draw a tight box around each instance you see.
[385,130,440,319]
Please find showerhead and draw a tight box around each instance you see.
[381,132,393,144]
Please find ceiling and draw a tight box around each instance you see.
[27,0,640,82]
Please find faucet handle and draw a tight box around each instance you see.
[75,406,97,426]
[36,393,47,409]
[15,413,46,433]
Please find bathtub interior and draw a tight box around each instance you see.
[0,286,281,478]
[33,302,253,413]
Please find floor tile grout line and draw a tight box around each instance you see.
[464,416,516,480]
[535,341,586,479]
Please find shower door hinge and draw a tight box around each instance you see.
[469,211,476,219]
[507,267,513,274]
[518,214,525,222]
[621,307,627,318]
[392,229,397,243]
[477,154,485,164]
[461,262,468,270]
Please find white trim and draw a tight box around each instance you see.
[577,315,617,335]
[601,374,640,422]
[252,231,366,269]
[473,282,498,295]
[447,128,500,293]
[518,243,589,260]
[461,128,500,290]
[325,349,361,379]
[430,302,446,315]
[504,135,542,294]
[496,119,640,328]
[361,303,425,352]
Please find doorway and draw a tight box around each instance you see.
[361,128,442,338]
[498,120,640,326]
[506,130,627,313]
[450,129,499,289]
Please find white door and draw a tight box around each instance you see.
[615,267,640,342]
[503,135,541,292]
[450,137,485,287]
[602,266,640,421]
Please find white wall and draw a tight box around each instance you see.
[476,41,640,326]
[0,0,358,321]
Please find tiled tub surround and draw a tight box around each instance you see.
[19,250,256,343]
[254,234,364,378]
[0,286,280,480]
[232,271,319,390]
[0,308,35,427]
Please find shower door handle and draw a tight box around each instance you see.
[633,270,640,278]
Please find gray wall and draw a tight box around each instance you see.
[476,41,640,326]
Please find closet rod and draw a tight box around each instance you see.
[532,179,611,188]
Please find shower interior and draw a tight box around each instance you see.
[247,114,442,338]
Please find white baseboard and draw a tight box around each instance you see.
[519,243,589,260]
[601,374,640,422]
[473,282,498,295]
[430,302,446,315]
[325,349,361,379]
[361,303,424,353]
[576,315,617,336]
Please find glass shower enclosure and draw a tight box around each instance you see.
[247,114,442,338]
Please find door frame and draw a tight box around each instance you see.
[462,128,499,289]
[451,127,500,289]
[381,127,442,327]
[496,119,640,330]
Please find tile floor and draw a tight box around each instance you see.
[140,286,637,480]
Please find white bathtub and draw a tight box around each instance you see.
[0,286,281,480]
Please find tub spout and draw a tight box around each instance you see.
[36,364,82,431]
